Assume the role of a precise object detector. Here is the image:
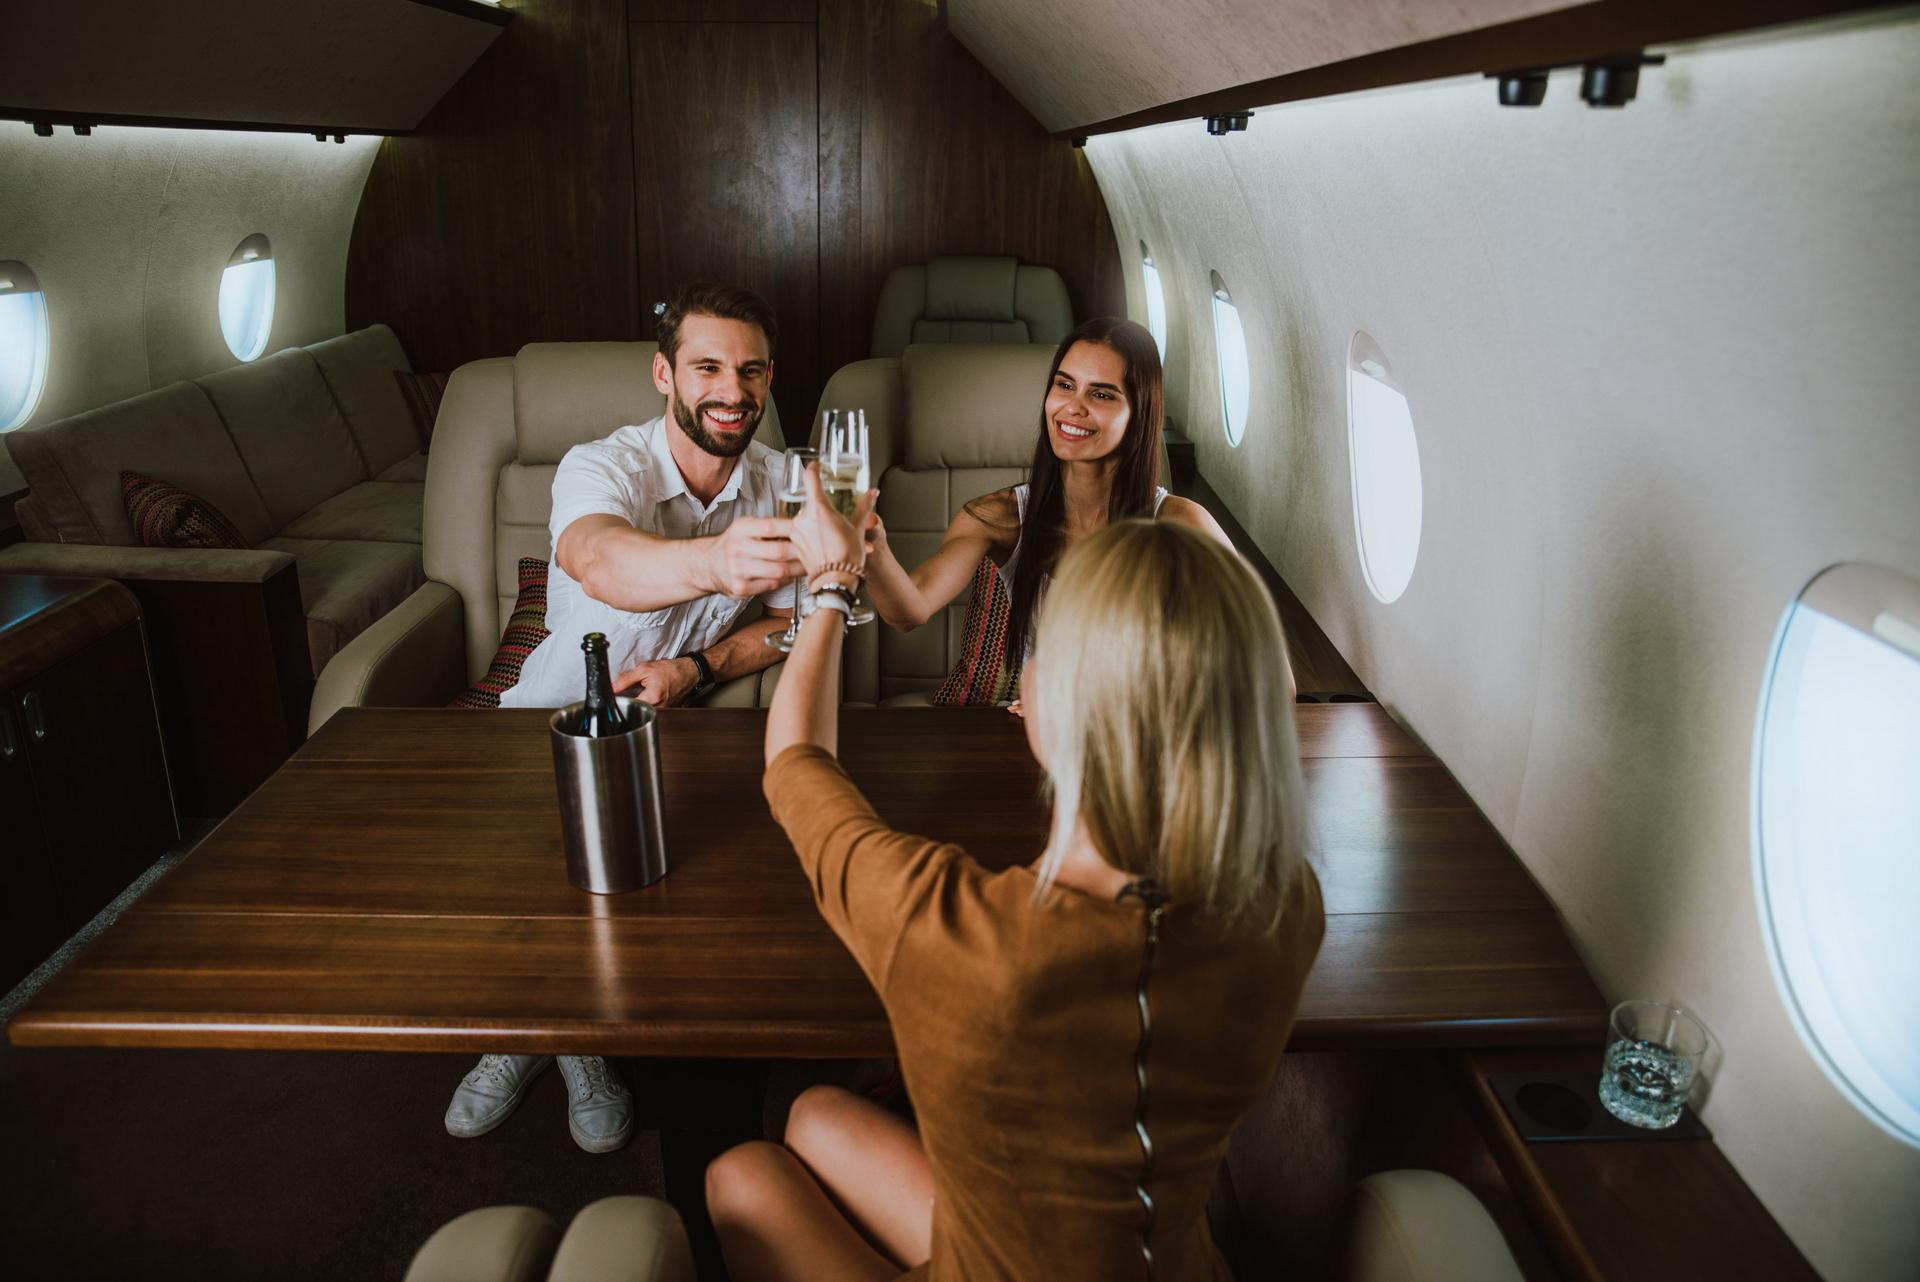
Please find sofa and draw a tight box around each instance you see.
[307,341,785,732]
[0,323,429,813]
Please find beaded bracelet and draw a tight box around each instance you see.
[810,559,865,587]
[810,581,858,608]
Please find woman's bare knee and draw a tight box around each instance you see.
[706,1140,792,1226]
[786,1084,862,1152]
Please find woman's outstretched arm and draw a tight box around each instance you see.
[765,464,876,765]
[862,493,1015,631]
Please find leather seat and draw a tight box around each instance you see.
[869,256,1074,358]
[406,1196,696,1282]
[1341,1170,1525,1282]
[814,343,1171,705]
[308,342,784,731]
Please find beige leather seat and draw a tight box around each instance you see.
[406,1196,695,1282]
[814,343,1171,706]
[1341,1170,1525,1282]
[308,342,784,731]
[869,256,1075,358]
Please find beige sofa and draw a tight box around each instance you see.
[869,255,1074,358]
[3,324,429,677]
[308,341,785,732]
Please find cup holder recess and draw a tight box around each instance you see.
[1490,1072,1711,1143]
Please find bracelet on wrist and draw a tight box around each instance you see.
[809,592,853,621]
[810,559,865,586]
[808,571,861,594]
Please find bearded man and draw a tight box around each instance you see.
[466,282,798,1153]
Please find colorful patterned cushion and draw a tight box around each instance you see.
[931,554,1021,706]
[121,472,249,550]
[449,557,552,709]
[394,369,451,450]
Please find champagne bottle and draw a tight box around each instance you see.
[579,632,632,737]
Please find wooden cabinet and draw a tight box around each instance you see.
[1,576,177,993]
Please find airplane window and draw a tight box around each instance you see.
[1140,242,1167,360]
[1346,332,1422,604]
[1210,270,1250,446]
[0,260,51,433]
[1754,561,1920,1150]
[219,234,276,363]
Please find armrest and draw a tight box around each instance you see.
[548,1197,695,1282]
[405,1206,560,1282]
[1342,1170,1524,1282]
[0,542,295,583]
[310,581,466,733]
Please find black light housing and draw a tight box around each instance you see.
[1581,53,1666,107]
[1205,112,1252,136]
[1489,68,1550,107]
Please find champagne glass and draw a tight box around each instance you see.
[764,446,816,653]
[820,408,875,626]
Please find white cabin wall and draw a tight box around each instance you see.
[0,128,379,497]
[1090,16,1920,1281]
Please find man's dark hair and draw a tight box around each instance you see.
[655,282,779,366]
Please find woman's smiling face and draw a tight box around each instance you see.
[1044,340,1131,463]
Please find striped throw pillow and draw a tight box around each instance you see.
[931,554,1021,706]
[121,472,248,550]
[394,369,451,450]
[449,557,552,709]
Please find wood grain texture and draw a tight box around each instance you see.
[630,0,816,19]
[345,0,641,372]
[630,21,821,434]
[0,576,140,688]
[8,706,1604,1055]
[1462,1046,1823,1282]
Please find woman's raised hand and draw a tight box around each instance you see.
[791,462,877,581]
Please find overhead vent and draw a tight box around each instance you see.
[0,0,510,137]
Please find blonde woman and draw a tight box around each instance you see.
[706,463,1324,1281]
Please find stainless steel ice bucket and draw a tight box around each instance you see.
[548,696,668,893]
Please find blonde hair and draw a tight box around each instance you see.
[1029,520,1307,934]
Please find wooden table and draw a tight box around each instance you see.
[6,705,1605,1055]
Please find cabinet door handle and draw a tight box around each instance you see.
[0,704,17,761]
[21,691,46,741]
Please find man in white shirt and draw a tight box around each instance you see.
[453,283,800,1152]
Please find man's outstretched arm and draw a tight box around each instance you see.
[557,514,800,613]
[615,608,790,706]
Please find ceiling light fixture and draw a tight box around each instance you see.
[1486,50,1665,108]
[1205,112,1252,136]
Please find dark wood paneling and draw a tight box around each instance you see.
[631,21,821,434]
[819,0,1124,392]
[1066,0,1888,138]
[10,706,1605,1055]
[630,0,816,19]
[345,0,640,371]
[346,2,1123,419]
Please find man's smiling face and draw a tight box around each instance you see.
[658,313,772,458]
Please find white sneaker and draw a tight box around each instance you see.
[557,1055,633,1153]
[444,1054,552,1138]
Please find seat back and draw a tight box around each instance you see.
[869,256,1075,358]
[425,341,784,682]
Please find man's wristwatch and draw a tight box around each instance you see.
[682,650,716,700]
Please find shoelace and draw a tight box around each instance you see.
[467,1054,519,1089]
[570,1057,616,1101]
[1116,879,1171,1282]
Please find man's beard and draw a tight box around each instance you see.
[673,395,763,458]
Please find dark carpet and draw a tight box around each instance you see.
[0,1043,693,1282]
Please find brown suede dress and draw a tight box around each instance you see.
[765,744,1326,1282]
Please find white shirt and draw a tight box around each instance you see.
[502,416,792,708]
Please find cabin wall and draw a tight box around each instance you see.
[344,0,1122,435]
[0,128,378,502]
[1088,16,1920,1280]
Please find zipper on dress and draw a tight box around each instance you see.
[1117,878,1171,1282]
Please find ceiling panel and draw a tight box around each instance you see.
[0,0,507,133]
[949,0,1579,134]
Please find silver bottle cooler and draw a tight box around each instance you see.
[548,696,668,893]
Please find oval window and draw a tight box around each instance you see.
[1140,242,1168,361]
[1210,270,1250,446]
[1346,331,1423,604]
[1754,562,1920,1148]
[219,234,276,362]
[1,260,51,433]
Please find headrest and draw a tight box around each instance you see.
[925,256,1018,322]
[512,341,781,464]
[902,343,1054,470]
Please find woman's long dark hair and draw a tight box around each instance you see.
[1003,317,1164,667]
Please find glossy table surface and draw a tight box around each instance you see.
[7,705,1606,1055]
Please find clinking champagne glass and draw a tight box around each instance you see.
[821,408,875,626]
[764,445,817,653]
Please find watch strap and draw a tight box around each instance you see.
[684,650,715,694]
